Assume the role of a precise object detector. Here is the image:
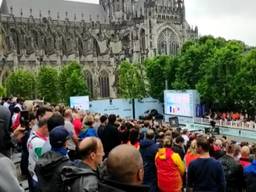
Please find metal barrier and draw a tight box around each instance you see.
[193,118,256,130]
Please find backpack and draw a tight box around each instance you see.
[60,165,97,192]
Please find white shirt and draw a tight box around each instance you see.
[27,131,51,181]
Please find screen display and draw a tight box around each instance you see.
[70,96,89,111]
[164,92,192,116]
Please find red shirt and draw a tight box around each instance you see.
[73,118,82,136]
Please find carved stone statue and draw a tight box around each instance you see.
[26,33,35,55]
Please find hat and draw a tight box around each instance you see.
[50,126,70,148]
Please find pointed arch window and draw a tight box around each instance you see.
[99,70,110,98]
[157,28,179,55]
[85,70,93,98]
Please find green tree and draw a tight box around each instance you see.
[118,60,147,99]
[232,48,256,115]
[37,66,59,103]
[0,85,6,97]
[196,40,245,111]
[6,69,36,99]
[144,56,177,101]
[59,61,88,104]
[173,36,226,90]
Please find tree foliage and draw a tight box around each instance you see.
[118,60,147,99]
[59,61,88,104]
[37,66,59,103]
[144,56,177,101]
[6,69,35,99]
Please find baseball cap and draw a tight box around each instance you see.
[50,126,70,148]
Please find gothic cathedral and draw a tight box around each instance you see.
[0,0,197,98]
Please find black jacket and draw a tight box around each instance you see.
[172,144,185,160]
[35,150,70,192]
[99,179,150,192]
[61,160,98,192]
[139,139,158,192]
[101,123,120,157]
[219,154,244,192]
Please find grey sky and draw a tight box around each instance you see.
[185,0,256,46]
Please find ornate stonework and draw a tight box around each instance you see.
[0,0,197,99]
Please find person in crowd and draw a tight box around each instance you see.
[27,118,51,191]
[2,97,11,108]
[15,98,24,111]
[35,126,71,192]
[47,112,65,132]
[61,137,104,192]
[72,111,82,136]
[93,114,101,134]
[99,144,150,192]
[0,152,24,191]
[33,106,53,131]
[240,146,251,167]
[140,121,150,140]
[140,129,159,192]
[156,132,165,147]
[244,148,256,192]
[97,115,108,141]
[64,109,78,160]
[187,135,225,192]
[79,118,97,139]
[155,136,185,192]
[118,123,130,144]
[20,113,37,181]
[172,136,185,160]
[233,144,241,161]
[181,129,190,146]
[184,139,199,169]
[11,106,21,130]
[0,105,12,157]
[129,128,140,150]
[219,141,244,192]
[213,139,225,159]
[101,114,121,157]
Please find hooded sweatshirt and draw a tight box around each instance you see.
[35,150,69,192]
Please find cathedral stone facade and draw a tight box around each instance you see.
[0,0,197,99]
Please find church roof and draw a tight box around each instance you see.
[0,0,109,23]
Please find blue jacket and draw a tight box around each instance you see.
[244,160,256,192]
[79,127,97,139]
[139,139,159,192]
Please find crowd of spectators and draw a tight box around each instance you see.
[0,98,256,191]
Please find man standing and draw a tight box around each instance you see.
[172,136,185,160]
[61,137,104,192]
[27,119,51,191]
[99,144,150,192]
[64,109,78,160]
[35,126,70,192]
[139,129,158,192]
[187,135,226,192]
[101,114,120,157]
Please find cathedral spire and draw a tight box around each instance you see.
[0,0,9,14]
